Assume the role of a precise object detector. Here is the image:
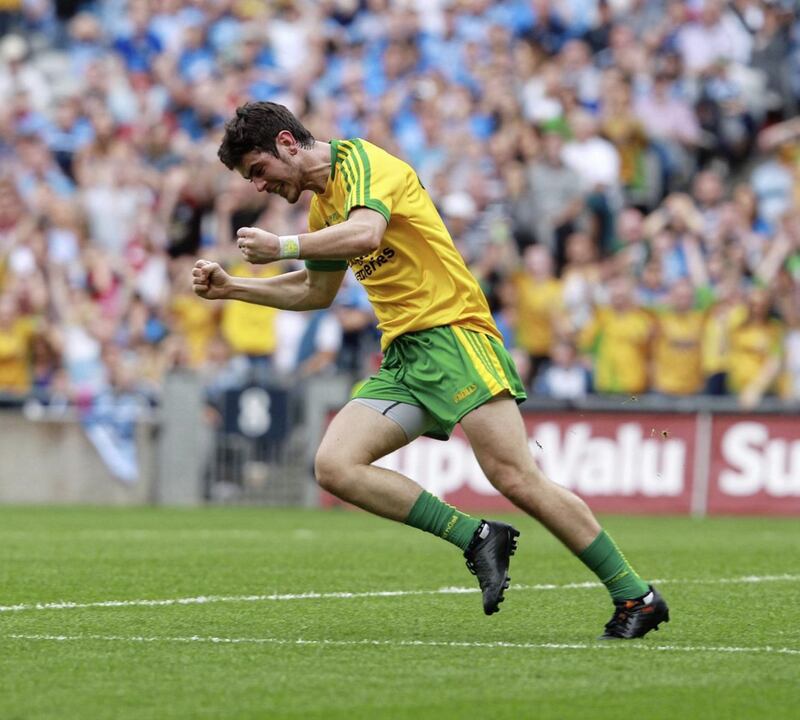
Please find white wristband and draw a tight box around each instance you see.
[278,235,300,259]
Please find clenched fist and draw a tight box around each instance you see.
[236,226,280,264]
[192,259,230,300]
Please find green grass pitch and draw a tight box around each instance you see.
[0,507,798,720]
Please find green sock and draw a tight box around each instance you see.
[578,530,650,602]
[404,491,481,551]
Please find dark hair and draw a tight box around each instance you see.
[217,102,315,169]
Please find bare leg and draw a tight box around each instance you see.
[459,396,601,553]
[314,401,423,521]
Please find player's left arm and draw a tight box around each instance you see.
[236,208,387,264]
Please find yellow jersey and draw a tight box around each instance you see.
[222,262,279,356]
[701,303,746,376]
[170,294,218,367]
[652,310,705,394]
[0,317,34,393]
[580,306,653,394]
[513,274,563,356]
[307,139,499,350]
[727,318,784,393]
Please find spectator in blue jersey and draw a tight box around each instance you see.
[112,1,163,74]
[534,339,591,400]
[42,94,94,179]
[176,16,216,84]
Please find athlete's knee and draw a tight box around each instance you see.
[313,446,360,495]
[495,471,532,506]
[486,459,546,506]
[314,447,342,493]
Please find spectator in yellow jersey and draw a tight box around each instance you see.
[701,273,746,395]
[728,287,784,409]
[169,259,219,368]
[600,78,654,207]
[191,102,668,638]
[781,287,800,402]
[512,245,564,385]
[220,261,280,381]
[0,291,35,396]
[651,280,705,395]
[580,275,654,396]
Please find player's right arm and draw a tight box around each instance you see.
[192,259,345,311]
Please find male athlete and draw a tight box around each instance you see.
[192,102,670,639]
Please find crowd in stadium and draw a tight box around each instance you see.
[0,0,799,413]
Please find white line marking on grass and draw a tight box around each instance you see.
[1,573,798,615]
[5,634,800,657]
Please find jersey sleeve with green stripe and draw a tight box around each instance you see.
[335,139,393,224]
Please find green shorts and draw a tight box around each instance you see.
[352,325,527,440]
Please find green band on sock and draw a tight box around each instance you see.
[578,530,649,602]
[404,491,481,551]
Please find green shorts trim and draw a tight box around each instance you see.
[352,325,527,440]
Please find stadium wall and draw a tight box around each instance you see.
[2,390,798,514]
[0,411,157,504]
